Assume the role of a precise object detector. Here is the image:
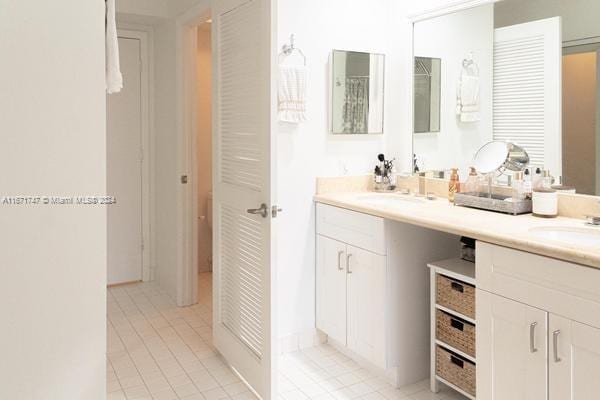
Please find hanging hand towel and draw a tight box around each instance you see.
[278,65,307,123]
[456,64,480,122]
[106,0,123,94]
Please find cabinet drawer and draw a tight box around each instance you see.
[316,203,385,255]
[477,241,600,328]
[436,310,475,358]
[437,274,475,319]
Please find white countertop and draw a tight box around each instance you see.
[314,191,600,269]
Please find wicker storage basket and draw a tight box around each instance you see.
[436,310,476,357]
[436,274,475,319]
[436,346,476,397]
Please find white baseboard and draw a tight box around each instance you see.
[279,329,327,354]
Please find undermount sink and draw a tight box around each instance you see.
[528,226,600,248]
[356,193,425,205]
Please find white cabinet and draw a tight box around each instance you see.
[316,235,347,345]
[315,203,458,385]
[315,236,386,367]
[477,242,600,400]
[346,245,386,368]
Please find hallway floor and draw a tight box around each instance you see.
[107,273,463,400]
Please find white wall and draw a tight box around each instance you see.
[277,0,402,340]
[413,4,494,177]
[0,1,106,399]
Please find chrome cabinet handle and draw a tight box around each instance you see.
[337,251,344,271]
[246,203,268,218]
[530,322,538,353]
[346,254,353,274]
[553,330,562,363]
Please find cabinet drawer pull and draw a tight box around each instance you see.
[450,318,464,331]
[450,355,464,369]
[530,322,538,353]
[451,281,464,293]
[337,251,344,271]
[553,330,562,363]
[346,254,353,274]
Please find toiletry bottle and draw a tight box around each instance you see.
[533,167,543,189]
[448,168,460,203]
[464,167,478,194]
[512,171,525,201]
[523,168,532,199]
[542,169,553,189]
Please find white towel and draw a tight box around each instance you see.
[278,65,307,123]
[106,0,123,94]
[456,66,480,122]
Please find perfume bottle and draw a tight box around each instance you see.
[448,168,460,203]
[463,167,478,194]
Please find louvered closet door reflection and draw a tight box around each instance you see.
[212,0,276,399]
[494,17,562,175]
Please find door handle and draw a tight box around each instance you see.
[346,254,353,274]
[553,330,562,363]
[247,203,268,218]
[530,322,538,353]
[337,251,344,271]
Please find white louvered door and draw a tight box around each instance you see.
[212,0,277,399]
[494,17,562,175]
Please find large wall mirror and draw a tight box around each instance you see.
[331,50,385,135]
[411,0,600,196]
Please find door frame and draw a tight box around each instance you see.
[110,29,153,283]
[175,1,211,306]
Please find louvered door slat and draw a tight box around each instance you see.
[493,18,562,173]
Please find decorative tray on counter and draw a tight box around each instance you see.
[454,192,532,216]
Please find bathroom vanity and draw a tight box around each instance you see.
[313,185,600,398]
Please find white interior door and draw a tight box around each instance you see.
[212,0,276,398]
[107,37,143,285]
[494,17,562,175]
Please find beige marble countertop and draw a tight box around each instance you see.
[314,191,600,269]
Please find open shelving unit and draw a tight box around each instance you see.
[428,258,476,400]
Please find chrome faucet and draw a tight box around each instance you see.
[585,201,600,226]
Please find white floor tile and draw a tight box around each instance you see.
[107,273,466,400]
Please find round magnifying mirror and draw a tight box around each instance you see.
[473,141,530,174]
[473,141,510,174]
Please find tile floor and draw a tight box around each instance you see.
[107,273,464,400]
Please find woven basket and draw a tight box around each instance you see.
[436,310,476,357]
[436,274,475,319]
[436,346,476,397]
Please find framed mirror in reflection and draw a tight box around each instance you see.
[410,0,600,196]
[330,50,385,135]
[414,57,441,134]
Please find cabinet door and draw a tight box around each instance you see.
[316,235,347,344]
[346,245,387,368]
[477,290,547,400]
[550,315,600,400]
